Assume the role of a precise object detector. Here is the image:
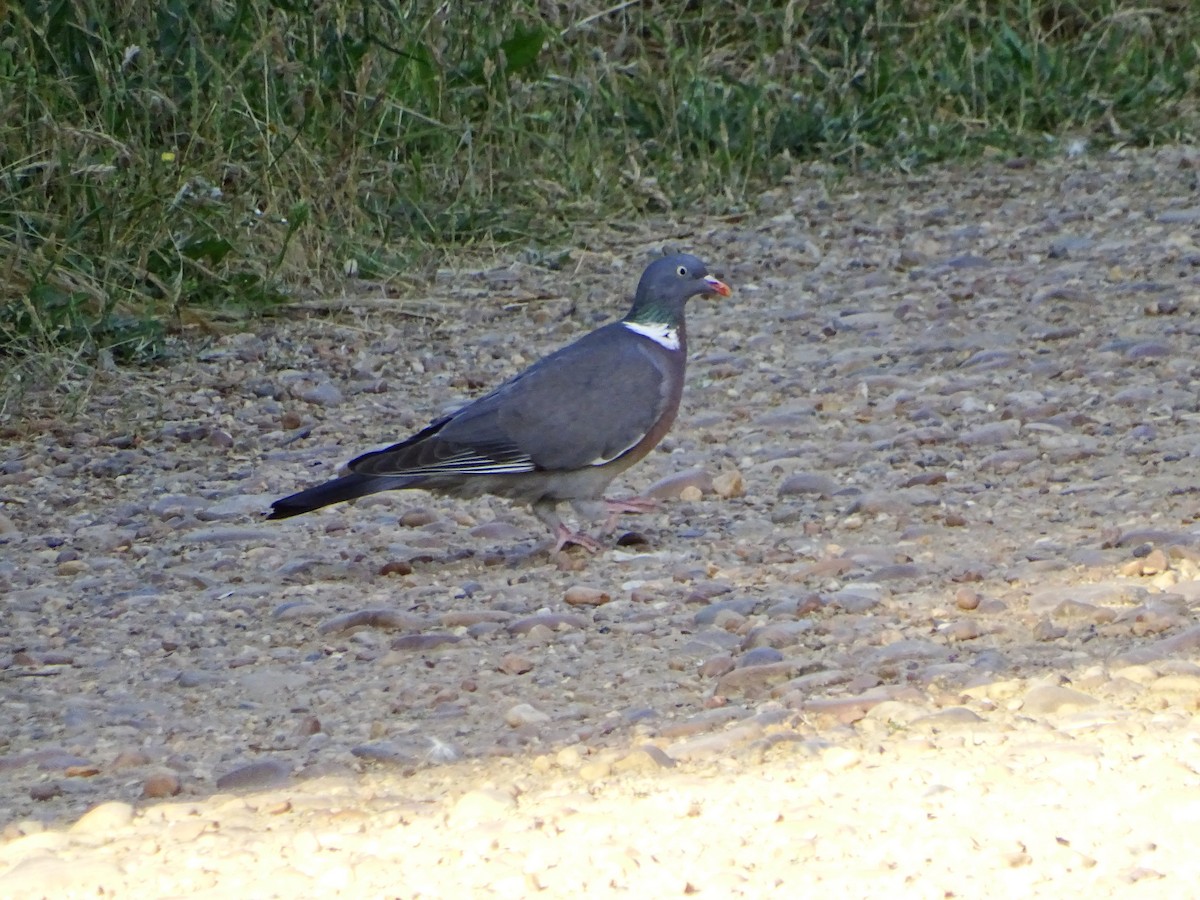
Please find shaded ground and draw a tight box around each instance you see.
[3,146,1200,897]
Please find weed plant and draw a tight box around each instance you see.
[1,0,1196,367]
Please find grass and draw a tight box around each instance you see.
[0,0,1197,380]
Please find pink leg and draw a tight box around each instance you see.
[601,496,661,532]
[553,522,604,554]
[534,498,605,553]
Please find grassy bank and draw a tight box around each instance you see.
[1,0,1197,365]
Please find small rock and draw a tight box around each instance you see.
[955,588,981,611]
[1021,684,1099,715]
[715,661,798,698]
[450,789,517,825]
[613,746,676,773]
[298,381,344,407]
[737,647,785,668]
[142,772,182,799]
[498,653,535,675]
[578,760,613,781]
[318,609,426,634]
[666,723,764,761]
[469,521,527,541]
[507,614,588,634]
[826,587,882,614]
[215,760,290,791]
[700,655,735,678]
[389,633,462,651]
[563,585,611,607]
[441,610,512,627]
[1053,600,1116,624]
[109,750,152,770]
[1149,673,1200,696]
[1141,548,1170,575]
[741,620,814,650]
[380,560,413,577]
[1033,619,1068,641]
[504,703,550,727]
[943,620,982,642]
[70,801,134,834]
[399,508,438,527]
[176,670,215,689]
[644,468,714,499]
[293,716,322,737]
[693,597,758,625]
[350,742,419,767]
[29,783,62,802]
[712,470,745,499]
[909,707,985,731]
[778,472,838,498]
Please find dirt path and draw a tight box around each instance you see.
[3,147,1200,897]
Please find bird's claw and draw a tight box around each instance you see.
[601,495,660,532]
[553,523,605,554]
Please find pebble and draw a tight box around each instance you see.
[0,857,124,897]
[1021,684,1099,715]
[870,638,948,664]
[317,609,427,634]
[297,380,344,407]
[507,614,588,634]
[712,470,745,499]
[693,598,759,624]
[909,707,985,731]
[778,472,839,497]
[563,585,611,606]
[70,800,135,834]
[826,587,882,613]
[955,588,981,611]
[644,468,714,499]
[700,655,735,678]
[613,746,676,772]
[441,610,512,627]
[666,722,764,761]
[142,772,183,799]
[109,750,152,770]
[741,620,814,649]
[215,760,291,791]
[498,653,535,675]
[1033,619,1068,641]
[715,661,799,698]
[505,703,551,727]
[736,647,785,668]
[450,789,517,825]
[942,620,982,642]
[469,521,526,541]
[29,783,63,801]
[1113,625,1200,665]
[199,495,274,520]
[658,707,751,739]
[389,633,463,651]
[349,743,419,766]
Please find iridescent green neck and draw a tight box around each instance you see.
[624,295,684,327]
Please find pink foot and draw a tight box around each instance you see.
[553,523,605,554]
[602,496,661,532]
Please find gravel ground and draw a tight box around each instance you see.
[3,146,1200,898]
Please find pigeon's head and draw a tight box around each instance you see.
[626,254,731,326]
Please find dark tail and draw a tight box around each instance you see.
[267,473,409,519]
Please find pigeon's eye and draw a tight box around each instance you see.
[676,265,688,277]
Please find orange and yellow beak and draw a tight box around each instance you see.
[704,275,732,297]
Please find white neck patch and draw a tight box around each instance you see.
[623,321,680,351]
